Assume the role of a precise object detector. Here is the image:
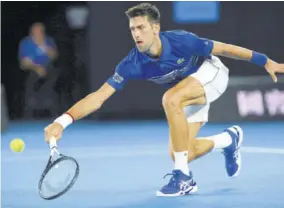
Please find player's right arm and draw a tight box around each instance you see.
[44,82,116,142]
[44,53,136,143]
[66,82,116,120]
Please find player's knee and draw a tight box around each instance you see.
[162,90,181,111]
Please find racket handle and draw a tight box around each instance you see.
[49,137,57,149]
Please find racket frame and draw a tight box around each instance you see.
[38,137,79,200]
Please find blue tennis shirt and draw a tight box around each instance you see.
[107,30,214,90]
[19,36,56,68]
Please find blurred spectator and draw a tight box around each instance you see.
[19,22,60,118]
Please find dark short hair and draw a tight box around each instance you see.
[125,3,160,23]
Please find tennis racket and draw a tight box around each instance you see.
[38,137,79,200]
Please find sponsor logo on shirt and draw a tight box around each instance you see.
[177,58,185,64]
[113,72,124,83]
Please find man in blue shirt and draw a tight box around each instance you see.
[19,22,58,117]
[19,22,57,77]
[44,3,284,197]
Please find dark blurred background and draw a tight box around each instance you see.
[2,1,284,130]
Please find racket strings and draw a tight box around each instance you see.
[40,159,77,197]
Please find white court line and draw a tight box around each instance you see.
[240,147,284,155]
[2,146,284,163]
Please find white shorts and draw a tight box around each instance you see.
[183,56,229,123]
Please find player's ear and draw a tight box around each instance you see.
[153,23,160,35]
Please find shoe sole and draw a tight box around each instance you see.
[156,185,198,197]
[230,125,243,177]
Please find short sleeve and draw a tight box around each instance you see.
[106,59,134,90]
[184,32,213,56]
[18,39,32,60]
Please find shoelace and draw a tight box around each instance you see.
[222,147,239,160]
[163,173,178,187]
[232,151,239,159]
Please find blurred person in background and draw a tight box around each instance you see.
[19,22,59,118]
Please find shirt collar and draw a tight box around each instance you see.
[139,32,172,63]
[159,33,172,61]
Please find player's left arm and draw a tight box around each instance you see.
[211,41,284,82]
[185,32,284,83]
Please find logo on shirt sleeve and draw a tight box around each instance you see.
[113,72,124,83]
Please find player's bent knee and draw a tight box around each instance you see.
[162,90,173,107]
[164,97,180,111]
[162,91,182,110]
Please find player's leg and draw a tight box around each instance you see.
[184,57,243,178]
[162,76,206,170]
[198,125,243,178]
[178,122,206,162]
[174,56,243,175]
[169,122,243,177]
[187,56,243,178]
[169,122,214,162]
[182,104,232,163]
[157,56,243,197]
[157,74,209,197]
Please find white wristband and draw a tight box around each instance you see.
[54,113,73,129]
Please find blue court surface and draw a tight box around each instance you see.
[1,120,284,208]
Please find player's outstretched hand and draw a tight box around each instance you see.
[265,60,284,83]
[44,122,64,143]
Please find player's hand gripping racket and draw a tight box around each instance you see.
[38,137,79,200]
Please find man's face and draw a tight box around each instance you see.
[31,24,45,39]
[129,16,159,52]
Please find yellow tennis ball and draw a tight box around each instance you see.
[10,138,25,153]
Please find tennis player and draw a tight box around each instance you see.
[44,3,284,197]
